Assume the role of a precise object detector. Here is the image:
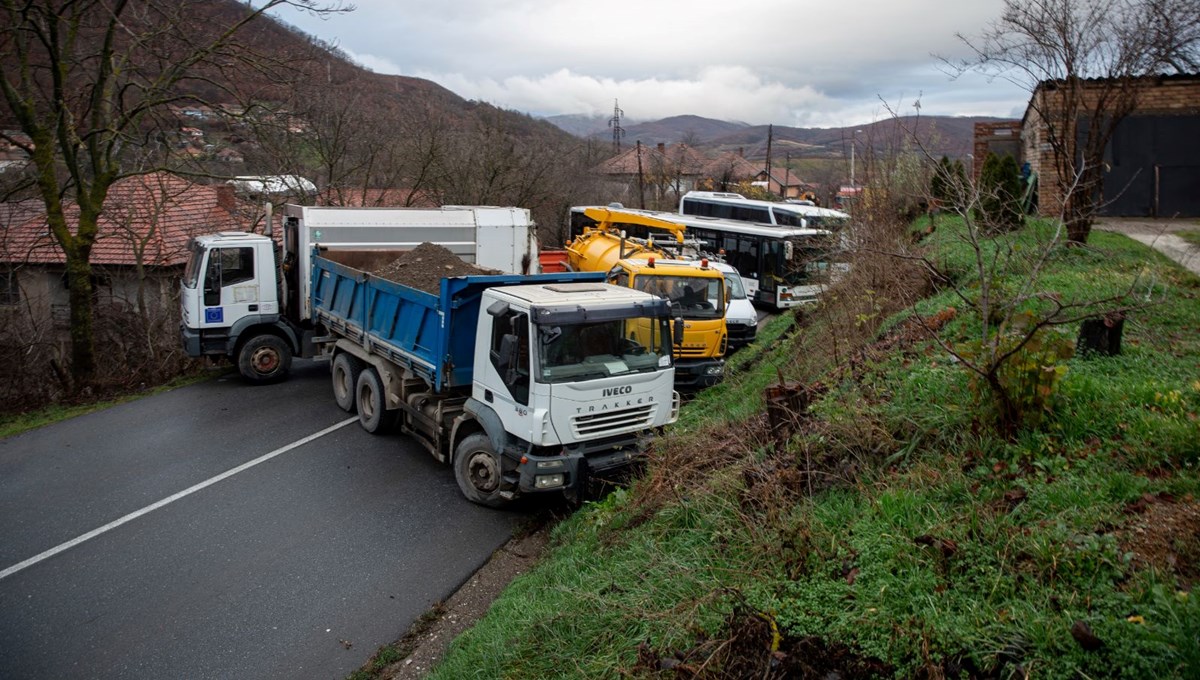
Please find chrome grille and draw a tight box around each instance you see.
[572,404,656,438]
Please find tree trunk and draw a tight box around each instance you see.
[65,249,97,388]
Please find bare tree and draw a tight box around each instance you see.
[873,102,1154,439]
[949,0,1200,243]
[0,0,345,390]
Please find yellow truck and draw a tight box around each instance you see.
[564,207,727,390]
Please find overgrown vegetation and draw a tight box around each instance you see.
[424,216,1199,678]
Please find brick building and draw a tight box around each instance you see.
[0,172,257,349]
[973,74,1200,218]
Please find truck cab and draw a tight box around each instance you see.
[470,282,678,462]
[674,259,758,351]
[605,257,726,390]
[180,231,302,381]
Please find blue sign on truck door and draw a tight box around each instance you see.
[205,307,224,324]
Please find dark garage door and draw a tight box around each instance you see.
[1101,114,1200,218]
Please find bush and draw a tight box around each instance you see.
[978,152,1024,232]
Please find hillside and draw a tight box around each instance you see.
[0,1,582,172]
[546,112,1011,161]
[413,219,1200,678]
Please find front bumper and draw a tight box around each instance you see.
[181,325,232,358]
[181,325,202,357]
[672,358,725,391]
[725,321,758,350]
[508,437,649,494]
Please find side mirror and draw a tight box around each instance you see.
[784,241,795,261]
[672,316,684,346]
[498,333,520,384]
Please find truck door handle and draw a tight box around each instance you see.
[248,304,258,312]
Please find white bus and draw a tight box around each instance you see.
[569,206,837,309]
[679,191,851,230]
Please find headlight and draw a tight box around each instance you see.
[535,474,565,489]
[705,365,724,376]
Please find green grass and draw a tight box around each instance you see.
[1177,229,1200,248]
[427,220,1200,679]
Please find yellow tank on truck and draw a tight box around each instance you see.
[564,207,688,274]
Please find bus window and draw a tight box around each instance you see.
[771,209,807,228]
[732,205,771,223]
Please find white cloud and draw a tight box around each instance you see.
[273,0,1030,127]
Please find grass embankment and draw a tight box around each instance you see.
[430,220,1200,678]
[0,369,219,439]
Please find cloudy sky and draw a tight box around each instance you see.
[272,0,1030,128]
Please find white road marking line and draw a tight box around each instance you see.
[0,417,358,581]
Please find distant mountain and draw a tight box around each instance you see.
[543,110,1013,160]
[541,113,635,138]
[623,116,751,144]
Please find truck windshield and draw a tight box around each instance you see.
[182,239,205,289]
[632,274,725,319]
[724,270,747,299]
[537,317,672,384]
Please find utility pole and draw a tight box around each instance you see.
[850,129,863,188]
[636,141,646,209]
[608,99,625,154]
[764,124,773,190]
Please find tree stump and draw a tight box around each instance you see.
[765,378,813,448]
[1076,313,1125,357]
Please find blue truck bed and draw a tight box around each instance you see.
[310,252,604,392]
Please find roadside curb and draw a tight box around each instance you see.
[378,526,552,680]
[1094,219,1200,276]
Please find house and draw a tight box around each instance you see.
[978,73,1200,218]
[700,151,761,191]
[755,167,818,200]
[595,143,757,208]
[0,172,256,351]
[0,131,32,173]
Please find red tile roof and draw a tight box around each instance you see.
[594,144,670,175]
[703,152,761,180]
[0,172,254,267]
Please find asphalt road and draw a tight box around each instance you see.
[0,360,528,679]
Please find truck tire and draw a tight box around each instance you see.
[356,368,397,434]
[331,353,363,413]
[453,433,509,507]
[237,335,292,384]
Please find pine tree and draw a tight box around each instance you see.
[997,154,1024,230]
[978,153,1024,232]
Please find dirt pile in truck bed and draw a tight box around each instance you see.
[368,242,501,295]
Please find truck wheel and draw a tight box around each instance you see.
[331,353,363,413]
[356,368,397,434]
[453,433,509,507]
[237,335,292,384]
